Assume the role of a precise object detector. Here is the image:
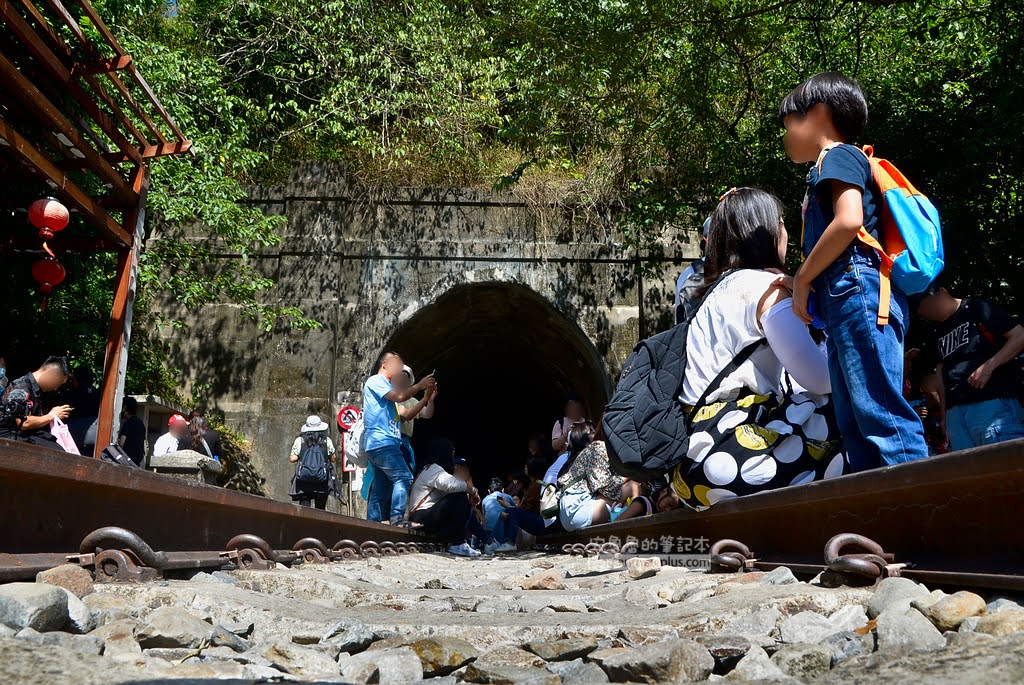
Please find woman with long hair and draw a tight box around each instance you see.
[669,187,845,509]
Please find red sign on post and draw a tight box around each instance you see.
[337,405,361,472]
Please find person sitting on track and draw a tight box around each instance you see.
[557,422,653,531]
[0,356,71,450]
[406,440,483,557]
[497,457,549,543]
[668,187,845,510]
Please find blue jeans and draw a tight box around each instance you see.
[815,249,929,470]
[504,508,547,538]
[946,397,1024,452]
[366,444,413,522]
[365,437,416,522]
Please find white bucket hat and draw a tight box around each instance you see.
[402,365,415,385]
[301,415,328,433]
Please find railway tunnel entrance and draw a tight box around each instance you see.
[382,282,611,482]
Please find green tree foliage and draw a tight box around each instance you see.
[5,0,1019,395]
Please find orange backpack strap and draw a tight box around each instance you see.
[855,228,892,326]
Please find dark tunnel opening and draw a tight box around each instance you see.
[382,282,611,485]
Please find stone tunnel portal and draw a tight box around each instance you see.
[383,282,611,482]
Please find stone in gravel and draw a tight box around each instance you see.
[143,646,202,661]
[820,630,874,666]
[875,605,945,654]
[587,647,633,667]
[59,587,97,634]
[0,624,15,638]
[341,647,425,685]
[694,635,752,672]
[521,570,566,591]
[910,589,948,614]
[759,567,799,586]
[626,557,662,579]
[35,564,94,599]
[778,611,834,644]
[622,585,662,609]
[987,597,1024,614]
[618,626,677,646]
[464,663,559,685]
[15,627,104,656]
[409,637,479,677]
[974,610,1024,637]
[475,597,522,614]
[546,657,610,684]
[546,598,587,613]
[596,638,713,683]
[945,631,996,648]
[477,645,546,669]
[322,617,377,653]
[779,606,866,644]
[771,643,832,679]
[262,640,341,678]
[93,618,142,657]
[210,624,250,652]
[526,637,597,662]
[0,583,68,632]
[726,646,788,681]
[866,576,931,619]
[136,606,213,649]
[721,606,782,640]
[82,593,134,626]
[959,616,982,633]
[922,590,986,631]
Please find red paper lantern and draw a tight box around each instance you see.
[32,257,66,293]
[28,197,69,243]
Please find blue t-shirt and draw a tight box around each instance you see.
[362,374,401,451]
[481,491,513,533]
[802,143,879,261]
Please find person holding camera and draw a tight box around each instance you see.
[0,356,72,450]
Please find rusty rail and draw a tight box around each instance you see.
[545,438,1024,590]
[0,439,433,580]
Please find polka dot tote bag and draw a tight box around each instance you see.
[670,378,846,509]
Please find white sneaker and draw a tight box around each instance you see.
[448,543,479,557]
[494,542,518,553]
[483,541,498,555]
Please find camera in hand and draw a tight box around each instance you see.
[0,388,32,424]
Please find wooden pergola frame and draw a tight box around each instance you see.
[0,0,191,456]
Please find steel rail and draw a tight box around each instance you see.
[545,439,1024,587]
[0,439,429,580]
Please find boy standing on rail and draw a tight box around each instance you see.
[778,72,928,470]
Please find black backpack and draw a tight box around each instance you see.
[604,273,765,481]
[295,440,329,486]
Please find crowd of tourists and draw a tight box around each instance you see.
[344,71,1023,555]
[2,72,1022,552]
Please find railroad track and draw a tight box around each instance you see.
[545,438,1024,592]
[2,438,1022,593]
[0,439,435,582]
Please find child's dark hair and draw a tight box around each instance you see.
[778,72,868,142]
[701,188,786,294]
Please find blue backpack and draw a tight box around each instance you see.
[822,145,944,326]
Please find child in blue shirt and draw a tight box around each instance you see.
[778,72,928,470]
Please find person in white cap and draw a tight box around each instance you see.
[152,414,188,457]
[288,415,337,510]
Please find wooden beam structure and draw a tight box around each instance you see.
[0,0,192,456]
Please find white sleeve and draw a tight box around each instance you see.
[760,299,832,395]
[427,467,469,494]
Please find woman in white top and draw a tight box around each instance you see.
[670,187,845,509]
